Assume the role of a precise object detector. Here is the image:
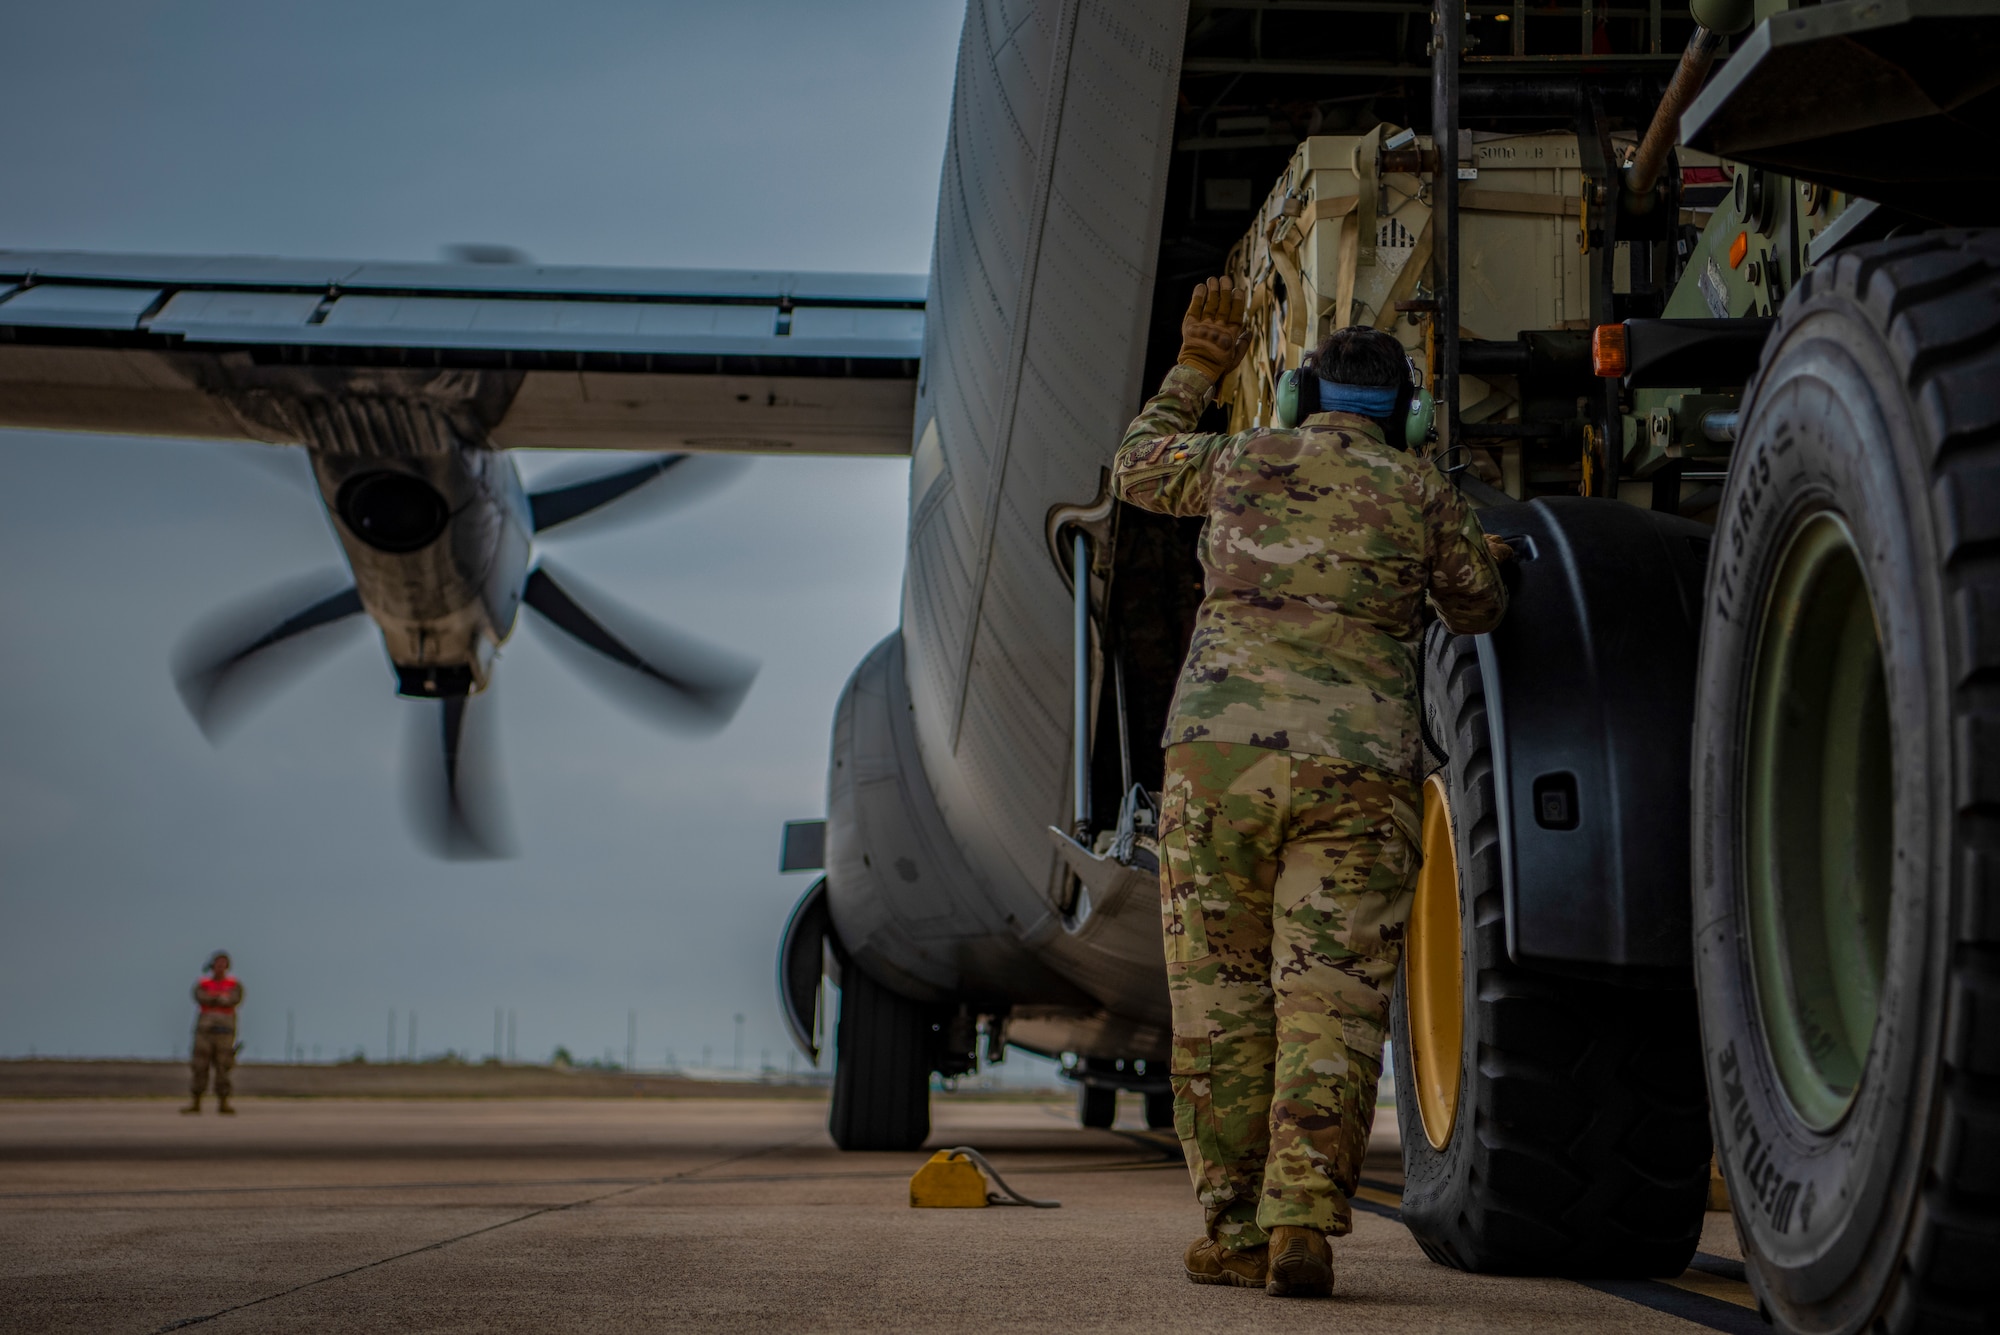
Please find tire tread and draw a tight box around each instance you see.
[828,965,932,1152]
[1394,626,1712,1277]
[1775,229,2000,1328]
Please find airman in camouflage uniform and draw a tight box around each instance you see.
[1114,279,1508,1296]
[185,951,242,1115]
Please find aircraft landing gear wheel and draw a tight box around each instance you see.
[1144,1089,1175,1131]
[1694,230,2000,1333]
[1078,1082,1116,1129]
[1391,624,1712,1275]
[827,964,932,1152]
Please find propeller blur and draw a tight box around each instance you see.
[172,440,758,860]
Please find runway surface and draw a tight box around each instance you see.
[0,1096,1758,1332]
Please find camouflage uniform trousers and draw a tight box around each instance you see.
[1159,740,1419,1250]
[190,1026,237,1100]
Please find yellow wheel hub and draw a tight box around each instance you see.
[1408,772,1466,1150]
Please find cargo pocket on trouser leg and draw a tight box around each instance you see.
[1170,966,1263,1247]
[1335,1025,1386,1221]
[1169,1032,1247,1240]
[1166,992,1210,1173]
[1157,770,1212,965]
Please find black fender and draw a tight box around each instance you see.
[1468,496,1710,983]
[777,876,843,1064]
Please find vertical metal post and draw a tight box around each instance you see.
[1513,0,1527,55]
[388,1009,396,1064]
[627,1009,637,1072]
[1072,530,1092,833]
[1433,0,1462,458]
[1579,85,1621,497]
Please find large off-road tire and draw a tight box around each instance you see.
[828,964,932,1152]
[1392,623,1712,1275]
[1078,1083,1117,1129]
[1145,1089,1175,1131]
[1693,230,2000,1333]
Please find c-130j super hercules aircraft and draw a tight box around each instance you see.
[9,0,2000,1328]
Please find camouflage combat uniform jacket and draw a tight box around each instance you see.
[193,976,242,1035]
[1113,363,1507,777]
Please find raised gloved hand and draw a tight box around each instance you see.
[1484,533,1516,564]
[1177,277,1250,385]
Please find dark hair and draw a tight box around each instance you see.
[1306,326,1407,387]
[1305,326,1412,444]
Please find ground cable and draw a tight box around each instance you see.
[940,1146,1061,1207]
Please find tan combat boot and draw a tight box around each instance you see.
[1183,1237,1268,1288]
[216,1097,235,1116]
[1265,1226,1333,1297]
[181,1095,202,1115]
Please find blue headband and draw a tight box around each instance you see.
[1316,379,1401,416]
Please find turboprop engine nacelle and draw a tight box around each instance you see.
[311,443,532,698]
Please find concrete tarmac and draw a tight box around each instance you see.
[0,1096,1758,1333]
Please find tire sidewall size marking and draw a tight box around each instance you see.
[1694,300,1951,1326]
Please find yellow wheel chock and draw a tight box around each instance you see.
[908,1146,1061,1209]
[910,1151,990,1207]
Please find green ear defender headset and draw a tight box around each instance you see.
[1275,356,1436,449]
[1274,365,1316,429]
[1406,384,1437,447]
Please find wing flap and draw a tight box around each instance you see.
[1,284,162,329]
[150,290,326,340]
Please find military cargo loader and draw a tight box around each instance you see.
[1173,0,2000,1326]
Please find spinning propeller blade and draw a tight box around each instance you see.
[173,574,367,739]
[522,563,756,731]
[406,691,512,860]
[527,453,748,536]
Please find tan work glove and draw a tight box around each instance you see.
[1176,277,1250,385]
[1484,534,1515,564]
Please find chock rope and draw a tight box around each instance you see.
[943,1146,1061,1208]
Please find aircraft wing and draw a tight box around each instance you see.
[0,251,924,455]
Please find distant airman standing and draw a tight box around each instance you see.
[184,952,242,1115]
[1115,279,1509,1297]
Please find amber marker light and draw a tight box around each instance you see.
[1591,324,1628,378]
[1729,231,1750,269]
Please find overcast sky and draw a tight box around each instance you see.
[0,1,1000,1078]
